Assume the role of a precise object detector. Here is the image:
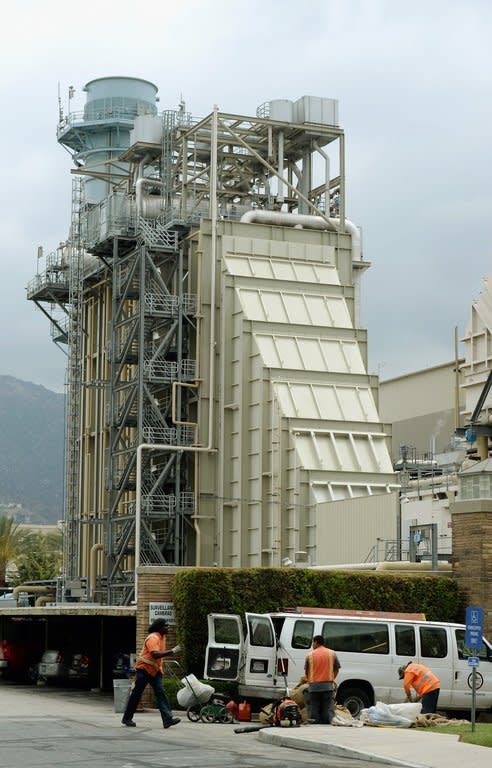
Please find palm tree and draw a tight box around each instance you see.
[14,531,62,584]
[0,516,25,587]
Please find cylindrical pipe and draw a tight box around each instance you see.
[135,177,163,218]
[454,326,461,431]
[89,543,103,599]
[240,210,361,261]
[35,595,55,607]
[478,435,489,460]
[313,141,330,218]
[12,584,51,598]
[277,131,285,204]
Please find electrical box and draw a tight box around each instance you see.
[294,96,339,126]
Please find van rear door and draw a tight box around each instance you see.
[204,614,243,681]
[243,613,278,690]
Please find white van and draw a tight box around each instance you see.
[204,608,492,716]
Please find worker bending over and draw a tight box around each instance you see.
[399,661,440,714]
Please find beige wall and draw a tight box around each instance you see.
[379,361,464,458]
[380,361,461,423]
[315,492,398,565]
[389,410,456,461]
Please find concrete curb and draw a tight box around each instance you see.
[258,729,429,768]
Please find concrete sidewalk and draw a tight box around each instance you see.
[259,721,490,768]
[1,683,489,768]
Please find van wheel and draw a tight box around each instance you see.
[338,688,370,717]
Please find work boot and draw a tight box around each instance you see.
[163,717,181,729]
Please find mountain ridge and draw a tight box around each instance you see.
[0,374,64,523]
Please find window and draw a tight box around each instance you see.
[292,620,314,649]
[322,621,389,654]
[419,627,447,658]
[455,629,491,661]
[214,617,240,645]
[395,625,416,656]
[248,616,274,647]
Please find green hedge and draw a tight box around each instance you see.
[172,568,464,674]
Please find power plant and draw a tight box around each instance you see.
[27,76,397,605]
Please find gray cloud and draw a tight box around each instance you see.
[1,0,491,389]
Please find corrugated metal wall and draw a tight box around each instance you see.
[194,219,397,568]
[315,492,399,564]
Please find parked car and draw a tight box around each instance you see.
[0,638,41,682]
[37,650,93,684]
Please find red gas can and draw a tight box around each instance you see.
[237,700,251,722]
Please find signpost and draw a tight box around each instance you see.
[465,606,484,732]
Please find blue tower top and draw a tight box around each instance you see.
[57,76,159,203]
[82,76,158,120]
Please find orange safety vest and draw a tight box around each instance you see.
[136,632,165,676]
[403,662,440,697]
[305,646,337,683]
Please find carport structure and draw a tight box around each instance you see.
[0,605,135,689]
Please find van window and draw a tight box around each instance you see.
[214,617,241,644]
[455,629,491,661]
[292,620,314,649]
[395,625,416,656]
[322,621,389,654]
[248,616,274,647]
[419,627,447,658]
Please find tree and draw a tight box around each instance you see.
[0,516,26,587]
[13,530,62,584]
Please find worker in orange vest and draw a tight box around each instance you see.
[305,635,340,724]
[398,661,440,714]
[122,618,181,729]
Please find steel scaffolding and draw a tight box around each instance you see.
[29,90,364,601]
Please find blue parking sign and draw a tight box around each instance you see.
[465,606,484,651]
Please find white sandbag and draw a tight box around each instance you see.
[386,702,422,721]
[177,674,214,707]
[359,701,413,728]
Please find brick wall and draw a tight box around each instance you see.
[136,566,180,707]
[451,500,492,639]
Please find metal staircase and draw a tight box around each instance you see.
[64,177,85,584]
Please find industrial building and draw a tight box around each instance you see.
[379,269,492,561]
[27,77,398,605]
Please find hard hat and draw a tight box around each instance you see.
[398,665,407,679]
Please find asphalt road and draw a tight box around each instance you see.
[0,683,379,768]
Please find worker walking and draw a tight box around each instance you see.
[305,635,340,724]
[398,661,440,714]
[122,618,181,729]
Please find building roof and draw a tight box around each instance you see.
[459,458,492,475]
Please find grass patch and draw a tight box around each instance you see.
[426,722,492,748]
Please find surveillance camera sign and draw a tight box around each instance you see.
[149,602,175,625]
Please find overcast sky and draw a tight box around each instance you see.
[1,0,491,392]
